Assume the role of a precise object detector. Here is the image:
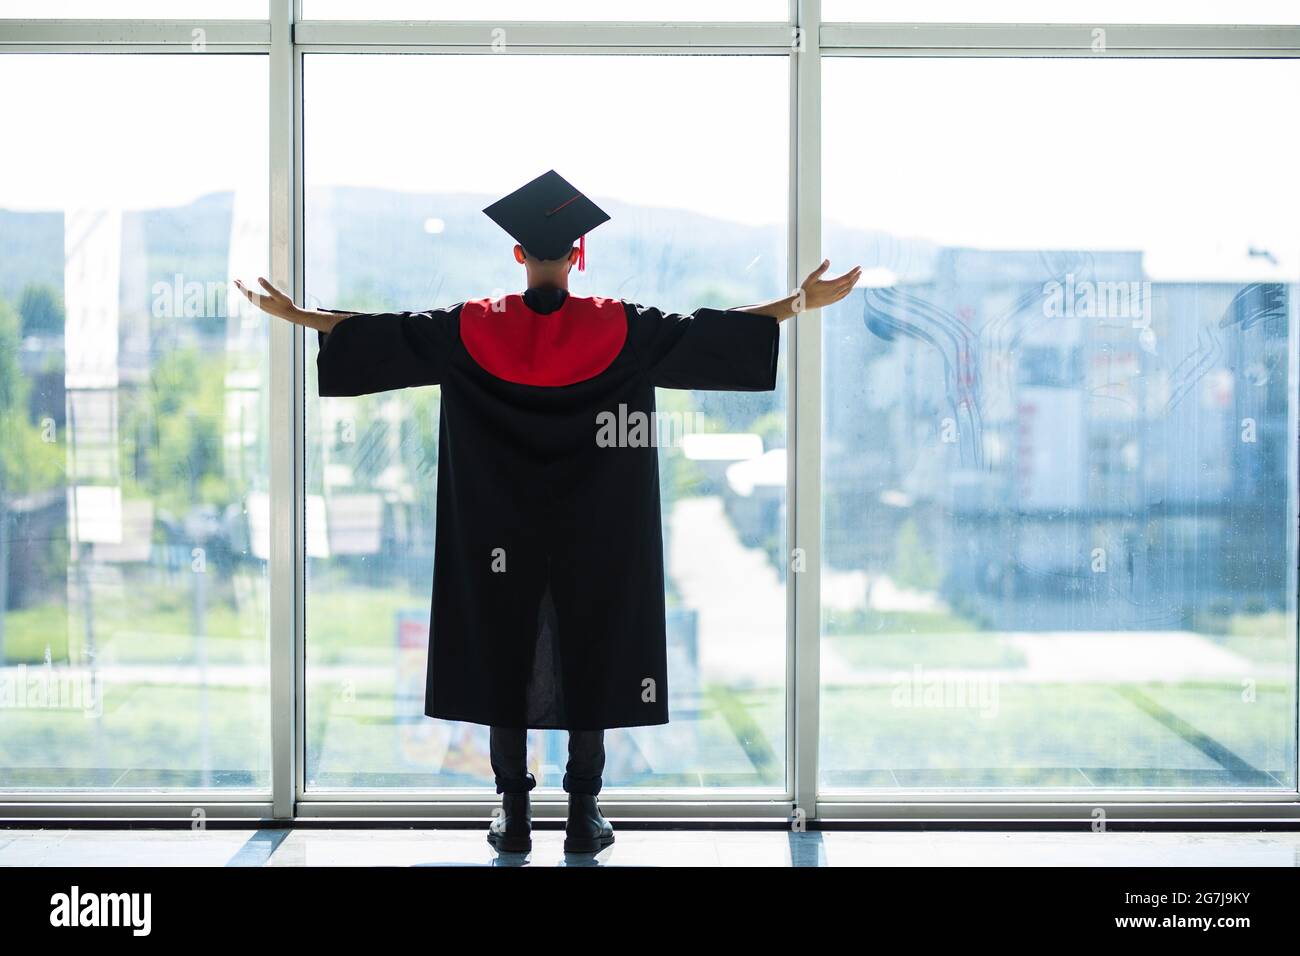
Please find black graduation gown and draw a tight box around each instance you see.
[316,286,780,730]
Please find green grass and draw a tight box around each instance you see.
[1,603,72,662]
[823,607,982,637]
[0,680,270,788]
[2,579,259,665]
[1218,610,1296,667]
[306,585,430,665]
[818,680,1294,789]
[2,586,1296,791]
[7,674,1288,791]
[2,578,431,667]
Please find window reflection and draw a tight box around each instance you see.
[820,57,1298,790]
[0,56,272,789]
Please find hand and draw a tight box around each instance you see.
[798,260,861,312]
[234,276,303,323]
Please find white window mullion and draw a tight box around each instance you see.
[268,0,299,822]
[791,0,822,823]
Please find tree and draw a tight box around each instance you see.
[18,283,64,336]
[893,516,942,593]
[0,299,66,662]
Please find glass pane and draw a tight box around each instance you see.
[823,1,1300,23]
[1,1,266,16]
[303,53,788,792]
[0,55,271,789]
[820,57,1298,791]
[304,1,787,20]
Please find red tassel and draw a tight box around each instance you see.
[578,234,586,272]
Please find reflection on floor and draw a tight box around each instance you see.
[2,828,1298,867]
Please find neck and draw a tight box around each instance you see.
[521,285,569,315]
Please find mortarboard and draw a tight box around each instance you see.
[482,169,610,271]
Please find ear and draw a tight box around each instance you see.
[513,244,526,264]
[567,246,580,269]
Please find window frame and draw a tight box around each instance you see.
[0,0,1297,824]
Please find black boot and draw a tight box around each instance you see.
[487,792,532,853]
[564,793,614,854]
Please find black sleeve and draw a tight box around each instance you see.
[315,305,461,397]
[624,301,781,391]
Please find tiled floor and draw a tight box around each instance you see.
[2,828,1298,867]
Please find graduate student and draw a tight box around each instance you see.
[238,170,860,854]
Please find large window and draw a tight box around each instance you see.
[820,57,1299,791]
[0,55,271,789]
[301,53,789,792]
[1,10,1297,818]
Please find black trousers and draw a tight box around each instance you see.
[489,726,605,796]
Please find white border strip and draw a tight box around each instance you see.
[820,23,1300,51]
[294,20,795,48]
[0,19,271,45]
[4,798,1294,823]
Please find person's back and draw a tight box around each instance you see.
[237,169,859,856]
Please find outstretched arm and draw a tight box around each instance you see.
[234,276,355,332]
[735,259,861,322]
[236,276,457,396]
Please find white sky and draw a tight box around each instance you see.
[0,56,268,210]
[822,57,1300,279]
[0,54,787,224]
[2,52,1297,281]
[303,54,787,226]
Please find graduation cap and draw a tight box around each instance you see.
[482,170,610,271]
